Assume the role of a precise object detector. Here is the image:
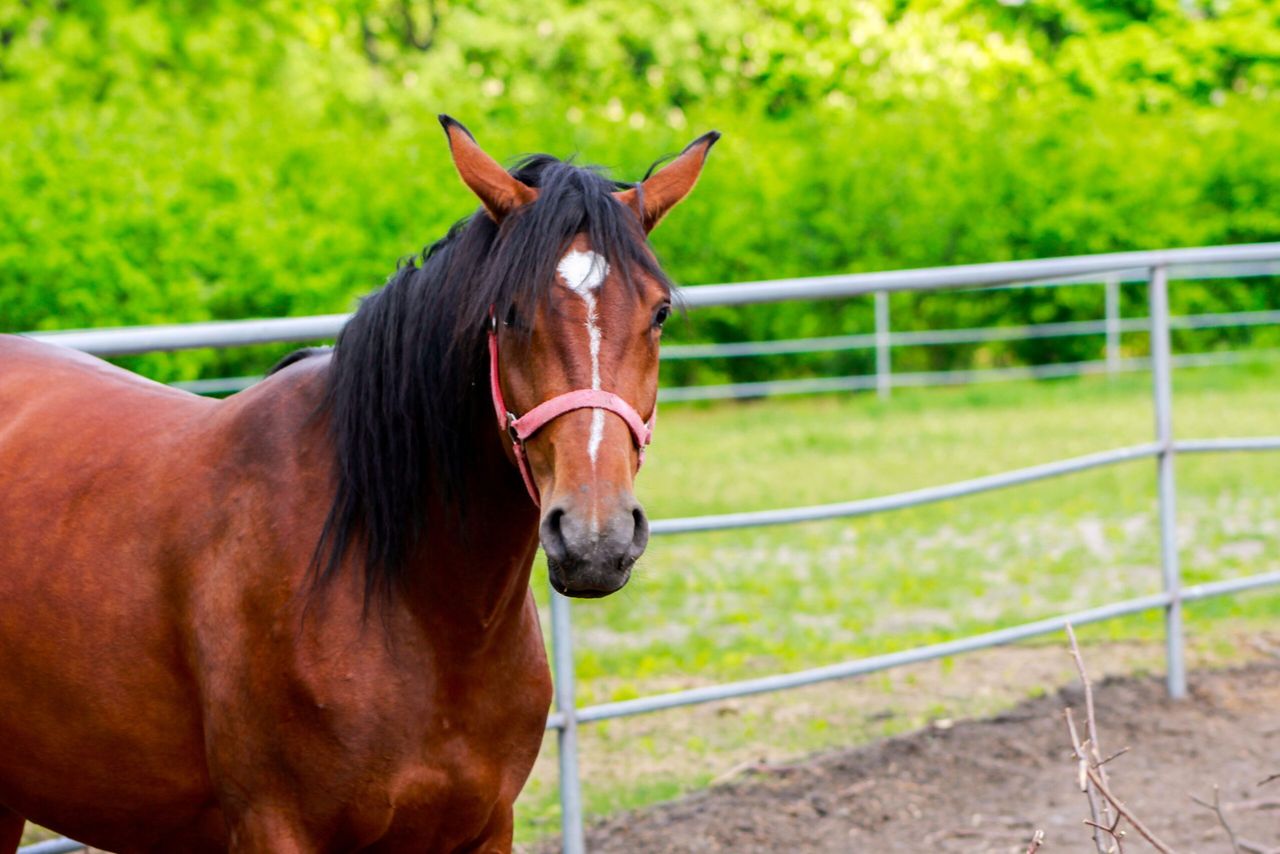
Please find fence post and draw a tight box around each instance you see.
[1148,264,1186,699]
[550,590,587,854]
[1105,274,1121,373]
[875,290,891,400]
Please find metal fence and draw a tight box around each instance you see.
[28,260,1280,402]
[659,260,1280,402]
[15,242,1280,854]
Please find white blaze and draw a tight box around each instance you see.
[557,249,609,465]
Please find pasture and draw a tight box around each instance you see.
[512,358,1280,846]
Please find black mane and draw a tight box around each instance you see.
[268,346,330,375]
[314,154,670,602]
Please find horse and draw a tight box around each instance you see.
[0,116,717,853]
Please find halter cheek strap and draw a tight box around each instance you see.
[488,314,656,506]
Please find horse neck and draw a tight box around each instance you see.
[401,422,543,642]
[246,357,542,646]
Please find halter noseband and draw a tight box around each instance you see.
[487,311,655,506]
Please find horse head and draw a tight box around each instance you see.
[440,117,718,597]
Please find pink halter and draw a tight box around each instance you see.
[488,312,655,506]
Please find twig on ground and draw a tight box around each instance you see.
[1025,828,1045,853]
[1260,773,1280,788]
[1191,786,1242,854]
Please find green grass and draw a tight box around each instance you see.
[512,360,1280,846]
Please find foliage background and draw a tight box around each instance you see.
[3,0,1280,382]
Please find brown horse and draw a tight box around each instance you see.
[0,117,717,853]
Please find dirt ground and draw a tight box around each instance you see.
[550,661,1280,853]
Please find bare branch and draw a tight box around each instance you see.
[1084,815,1128,853]
[1066,622,1117,854]
[1065,707,1110,854]
[1220,799,1280,813]
[1097,747,1131,768]
[1067,624,1114,796]
[1086,766,1178,854]
[1237,840,1280,854]
[1192,786,1242,854]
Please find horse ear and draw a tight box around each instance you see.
[438,115,538,222]
[615,131,720,234]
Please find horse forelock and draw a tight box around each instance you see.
[314,154,672,605]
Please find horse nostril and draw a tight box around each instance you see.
[627,504,650,562]
[540,506,569,564]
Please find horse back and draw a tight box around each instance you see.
[0,335,329,850]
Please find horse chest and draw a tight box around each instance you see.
[306,616,552,837]
[413,646,552,786]
[323,650,551,849]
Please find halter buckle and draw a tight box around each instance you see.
[506,412,521,445]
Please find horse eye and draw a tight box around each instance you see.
[653,305,671,328]
[504,304,518,327]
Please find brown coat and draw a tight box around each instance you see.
[0,337,550,852]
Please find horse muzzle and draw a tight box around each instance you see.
[540,497,649,598]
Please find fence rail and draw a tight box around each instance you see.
[26,249,1280,403]
[662,307,1280,360]
[14,242,1280,854]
